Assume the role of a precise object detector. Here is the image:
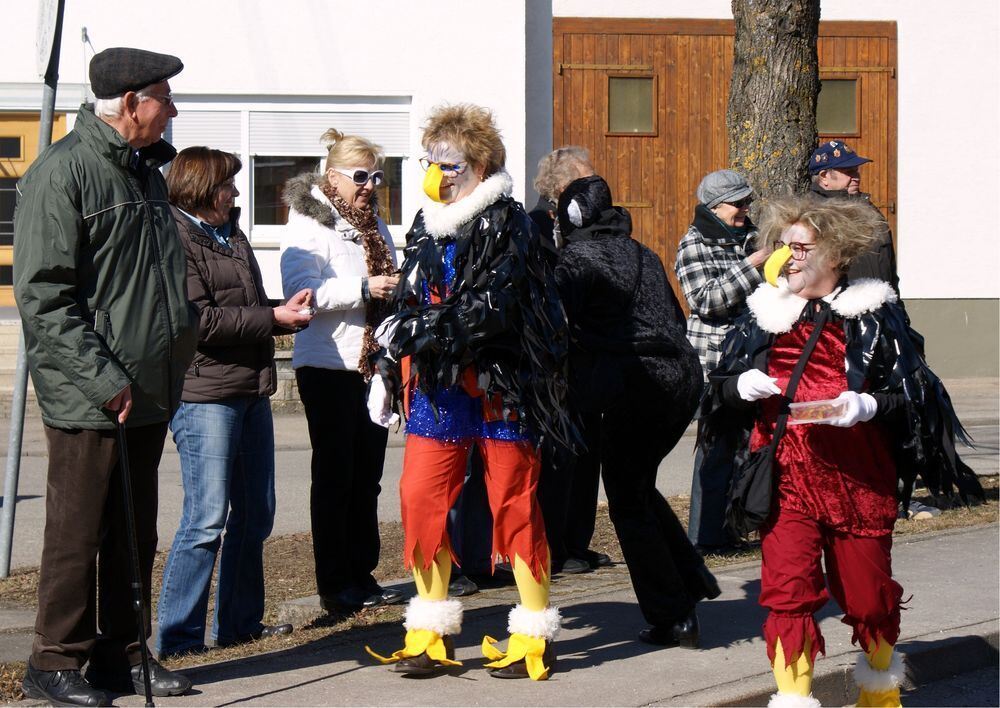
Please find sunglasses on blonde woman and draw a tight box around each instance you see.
[332,167,385,187]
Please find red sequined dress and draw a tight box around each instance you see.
[749,319,898,536]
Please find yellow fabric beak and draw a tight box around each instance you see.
[482,633,551,681]
[423,163,445,202]
[365,628,462,666]
[764,245,793,286]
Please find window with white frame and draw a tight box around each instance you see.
[167,102,410,244]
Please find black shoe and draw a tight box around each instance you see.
[638,610,700,650]
[393,636,456,677]
[364,586,404,608]
[448,575,479,597]
[22,664,113,707]
[558,558,591,575]
[488,641,557,679]
[86,658,192,697]
[216,623,293,648]
[494,561,514,576]
[585,551,613,568]
[696,564,722,600]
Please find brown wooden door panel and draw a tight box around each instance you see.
[553,18,897,303]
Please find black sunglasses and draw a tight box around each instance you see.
[726,196,754,209]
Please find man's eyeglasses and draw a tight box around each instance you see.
[139,92,174,107]
[332,167,385,187]
[726,196,753,209]
[775,241,817,261]
[419,157,467,176]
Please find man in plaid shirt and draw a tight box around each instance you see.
[675,170,767,552]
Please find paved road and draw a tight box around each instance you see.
[902,666,999,707]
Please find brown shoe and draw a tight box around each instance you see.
[392,636,456,677]
[487,642,556,679]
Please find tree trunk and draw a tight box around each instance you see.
[728,0,820,201]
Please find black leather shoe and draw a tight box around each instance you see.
[697,564,722,600]
[364,586,404,608]
[488,641,557,679]
[586,551,613,568]
[22,664,112,707]
[86,657,192,697]
[559,558,591,575]
[638,610,700,650]
[392,636,456,677]
[448,574,479,597]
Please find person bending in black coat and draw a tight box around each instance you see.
[552,175,720,648]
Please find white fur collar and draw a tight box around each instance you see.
[747,278,897,334]
[420,171,513,239]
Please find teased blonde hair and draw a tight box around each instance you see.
[321,128,384,173]
[758,196,886,271]
[533,146,593,203]
[421,103,506,178]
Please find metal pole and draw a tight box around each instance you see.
[0,0,65,578]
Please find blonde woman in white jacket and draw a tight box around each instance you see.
[280,129,400,612]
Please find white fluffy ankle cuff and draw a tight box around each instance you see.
[854,651,904,691]
[507,605,561,641]
[403,597,463,636]
[767,692,822,708]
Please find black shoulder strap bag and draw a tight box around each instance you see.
[726,305,830,538]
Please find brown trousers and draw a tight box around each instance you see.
[32,423,167,671]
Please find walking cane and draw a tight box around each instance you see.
[115,421,155,707]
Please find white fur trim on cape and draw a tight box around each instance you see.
[747,278,896,335]
[403,597,463,636]
[420,171,513,239]
[507,604,561,640]
[854,651,904,691]
[767,691,822,708]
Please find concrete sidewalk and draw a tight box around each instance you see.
[19,524,991,707]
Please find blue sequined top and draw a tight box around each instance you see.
[406,241,530,442]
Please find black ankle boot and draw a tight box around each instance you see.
[22,663,112,707]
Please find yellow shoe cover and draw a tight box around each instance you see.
[857,687,901,708]
[366,628,462,667]
[482,633,551,681]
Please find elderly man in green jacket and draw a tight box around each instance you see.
[13,47,197,707]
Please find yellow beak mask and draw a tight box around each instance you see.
[423,163,445,203]
[764,245,793,286]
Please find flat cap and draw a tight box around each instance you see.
[696,169,752,209]
[89,47,183,99]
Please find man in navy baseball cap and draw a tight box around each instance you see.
[808,140,872,196]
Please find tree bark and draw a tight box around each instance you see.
[728,0,820,200]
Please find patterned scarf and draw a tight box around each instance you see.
[320,181,395,381]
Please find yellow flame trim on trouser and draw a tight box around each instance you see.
[764,244,793,286]
[772,636,814,697]
[857,640,901,708]
[482,633,551,681]
[422,163,444,202]
[365,628,462,666]
[512,554,550,611]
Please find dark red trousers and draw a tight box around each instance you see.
[759,505,903,668]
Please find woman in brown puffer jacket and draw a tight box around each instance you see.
[156,147,312,659]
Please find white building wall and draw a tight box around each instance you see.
[555,0,1000,300]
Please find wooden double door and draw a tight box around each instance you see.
[553,18,897,299]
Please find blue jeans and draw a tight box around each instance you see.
[156,397,276,655]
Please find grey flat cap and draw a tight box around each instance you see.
[696,169,752,209]
[89,47,183,99]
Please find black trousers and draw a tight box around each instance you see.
[296,367,388,597]
[539,411,601,569]
[33,423,167,671]
[601,402,713,627]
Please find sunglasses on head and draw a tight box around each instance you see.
[332,167,384,186]
[727,196,753,209]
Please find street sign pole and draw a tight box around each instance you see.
[0,0,65,578]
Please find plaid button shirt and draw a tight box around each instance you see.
[675,222,762,379]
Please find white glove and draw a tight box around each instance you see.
[366,375,399,428]
[736,369,782,402]
[825,391,878,427]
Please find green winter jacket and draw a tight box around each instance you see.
[13,106,197,429]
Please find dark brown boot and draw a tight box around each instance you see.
[487,642,557,679]
[392,636,456,677]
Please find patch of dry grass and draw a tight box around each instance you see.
[1,476,995,702]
